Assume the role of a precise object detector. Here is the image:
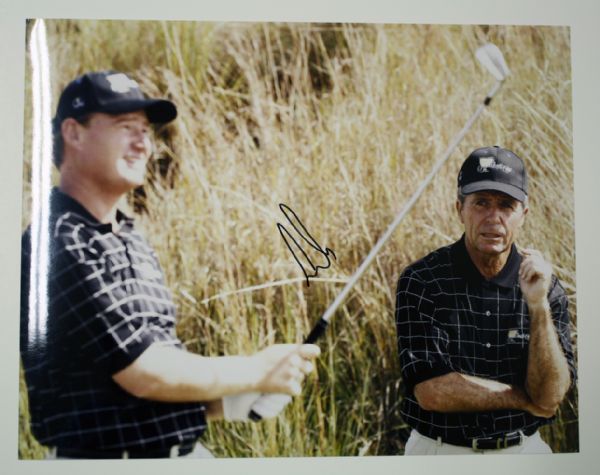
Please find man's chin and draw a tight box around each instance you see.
[117,163,147,186]
[477,243,508,256]
[122,174,146,189]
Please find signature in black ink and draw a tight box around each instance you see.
[277,203,336,286]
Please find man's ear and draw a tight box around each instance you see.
[61,117,84,149]
[518,202,529,227]
[456,199,464,224]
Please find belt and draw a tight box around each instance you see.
[470,430,525,450]
[440,428,535,451]
[55,441,196,459]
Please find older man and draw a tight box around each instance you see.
[395,146,576,455]
[20,71,320,459]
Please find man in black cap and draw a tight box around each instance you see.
[20,71,320,459]
[395,146,576,454]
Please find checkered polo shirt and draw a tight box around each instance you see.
[395,236,576,443]
[20,188,207,451]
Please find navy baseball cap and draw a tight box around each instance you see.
[458,146,528,202]
[53,71,177,129]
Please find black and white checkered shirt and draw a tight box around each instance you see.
[395,236,576,444]
[20,188,206,452]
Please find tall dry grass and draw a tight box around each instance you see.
[20,20,577,457]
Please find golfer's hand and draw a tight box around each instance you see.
[519,248,552,308]
[254,344,320,395]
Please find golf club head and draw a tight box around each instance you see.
[476,43,510,81]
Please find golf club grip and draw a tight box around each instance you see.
[304,318,329,344]
[248,320,329,421]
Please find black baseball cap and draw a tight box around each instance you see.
[458,146,528,202]
[53,71,177,129]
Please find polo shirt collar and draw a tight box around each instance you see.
[50,187,134,233]
[450,234,522,288]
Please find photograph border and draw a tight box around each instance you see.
[2,1,599,474]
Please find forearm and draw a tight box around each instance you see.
[526,301,571,411]
[113,344,264,402]
[414,372,533,413]
[113,342,319,404]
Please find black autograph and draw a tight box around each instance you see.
[277,203,336,286]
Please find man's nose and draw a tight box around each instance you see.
[131,129,151,152]
[484,205,503,222]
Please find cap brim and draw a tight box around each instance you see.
[461,180,527,202]
[101,98,177,123]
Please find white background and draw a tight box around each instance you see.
[1,1,599,474]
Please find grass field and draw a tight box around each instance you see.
[19,20,578,457]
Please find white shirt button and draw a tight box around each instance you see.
[485,310,491,316]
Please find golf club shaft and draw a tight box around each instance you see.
[250,80,504,420]
[304,80,504,342]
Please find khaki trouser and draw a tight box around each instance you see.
[404,429,552,455]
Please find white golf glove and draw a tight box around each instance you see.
[222,392,291,421]
[249,394,292,420]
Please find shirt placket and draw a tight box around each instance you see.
[472,281,498,435]
[480,281,497,356]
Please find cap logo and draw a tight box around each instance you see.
[106,73,139,94]
[477,157,512,174]
[72,97,85,109]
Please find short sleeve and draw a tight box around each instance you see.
[48,228,179,375]
[547,276,577,387]
[395,267,453,392]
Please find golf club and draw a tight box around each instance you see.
[249,43,510,421]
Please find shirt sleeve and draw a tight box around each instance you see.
[547,275,577,387]
[48,227,181,376]
[395,267,453,392]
